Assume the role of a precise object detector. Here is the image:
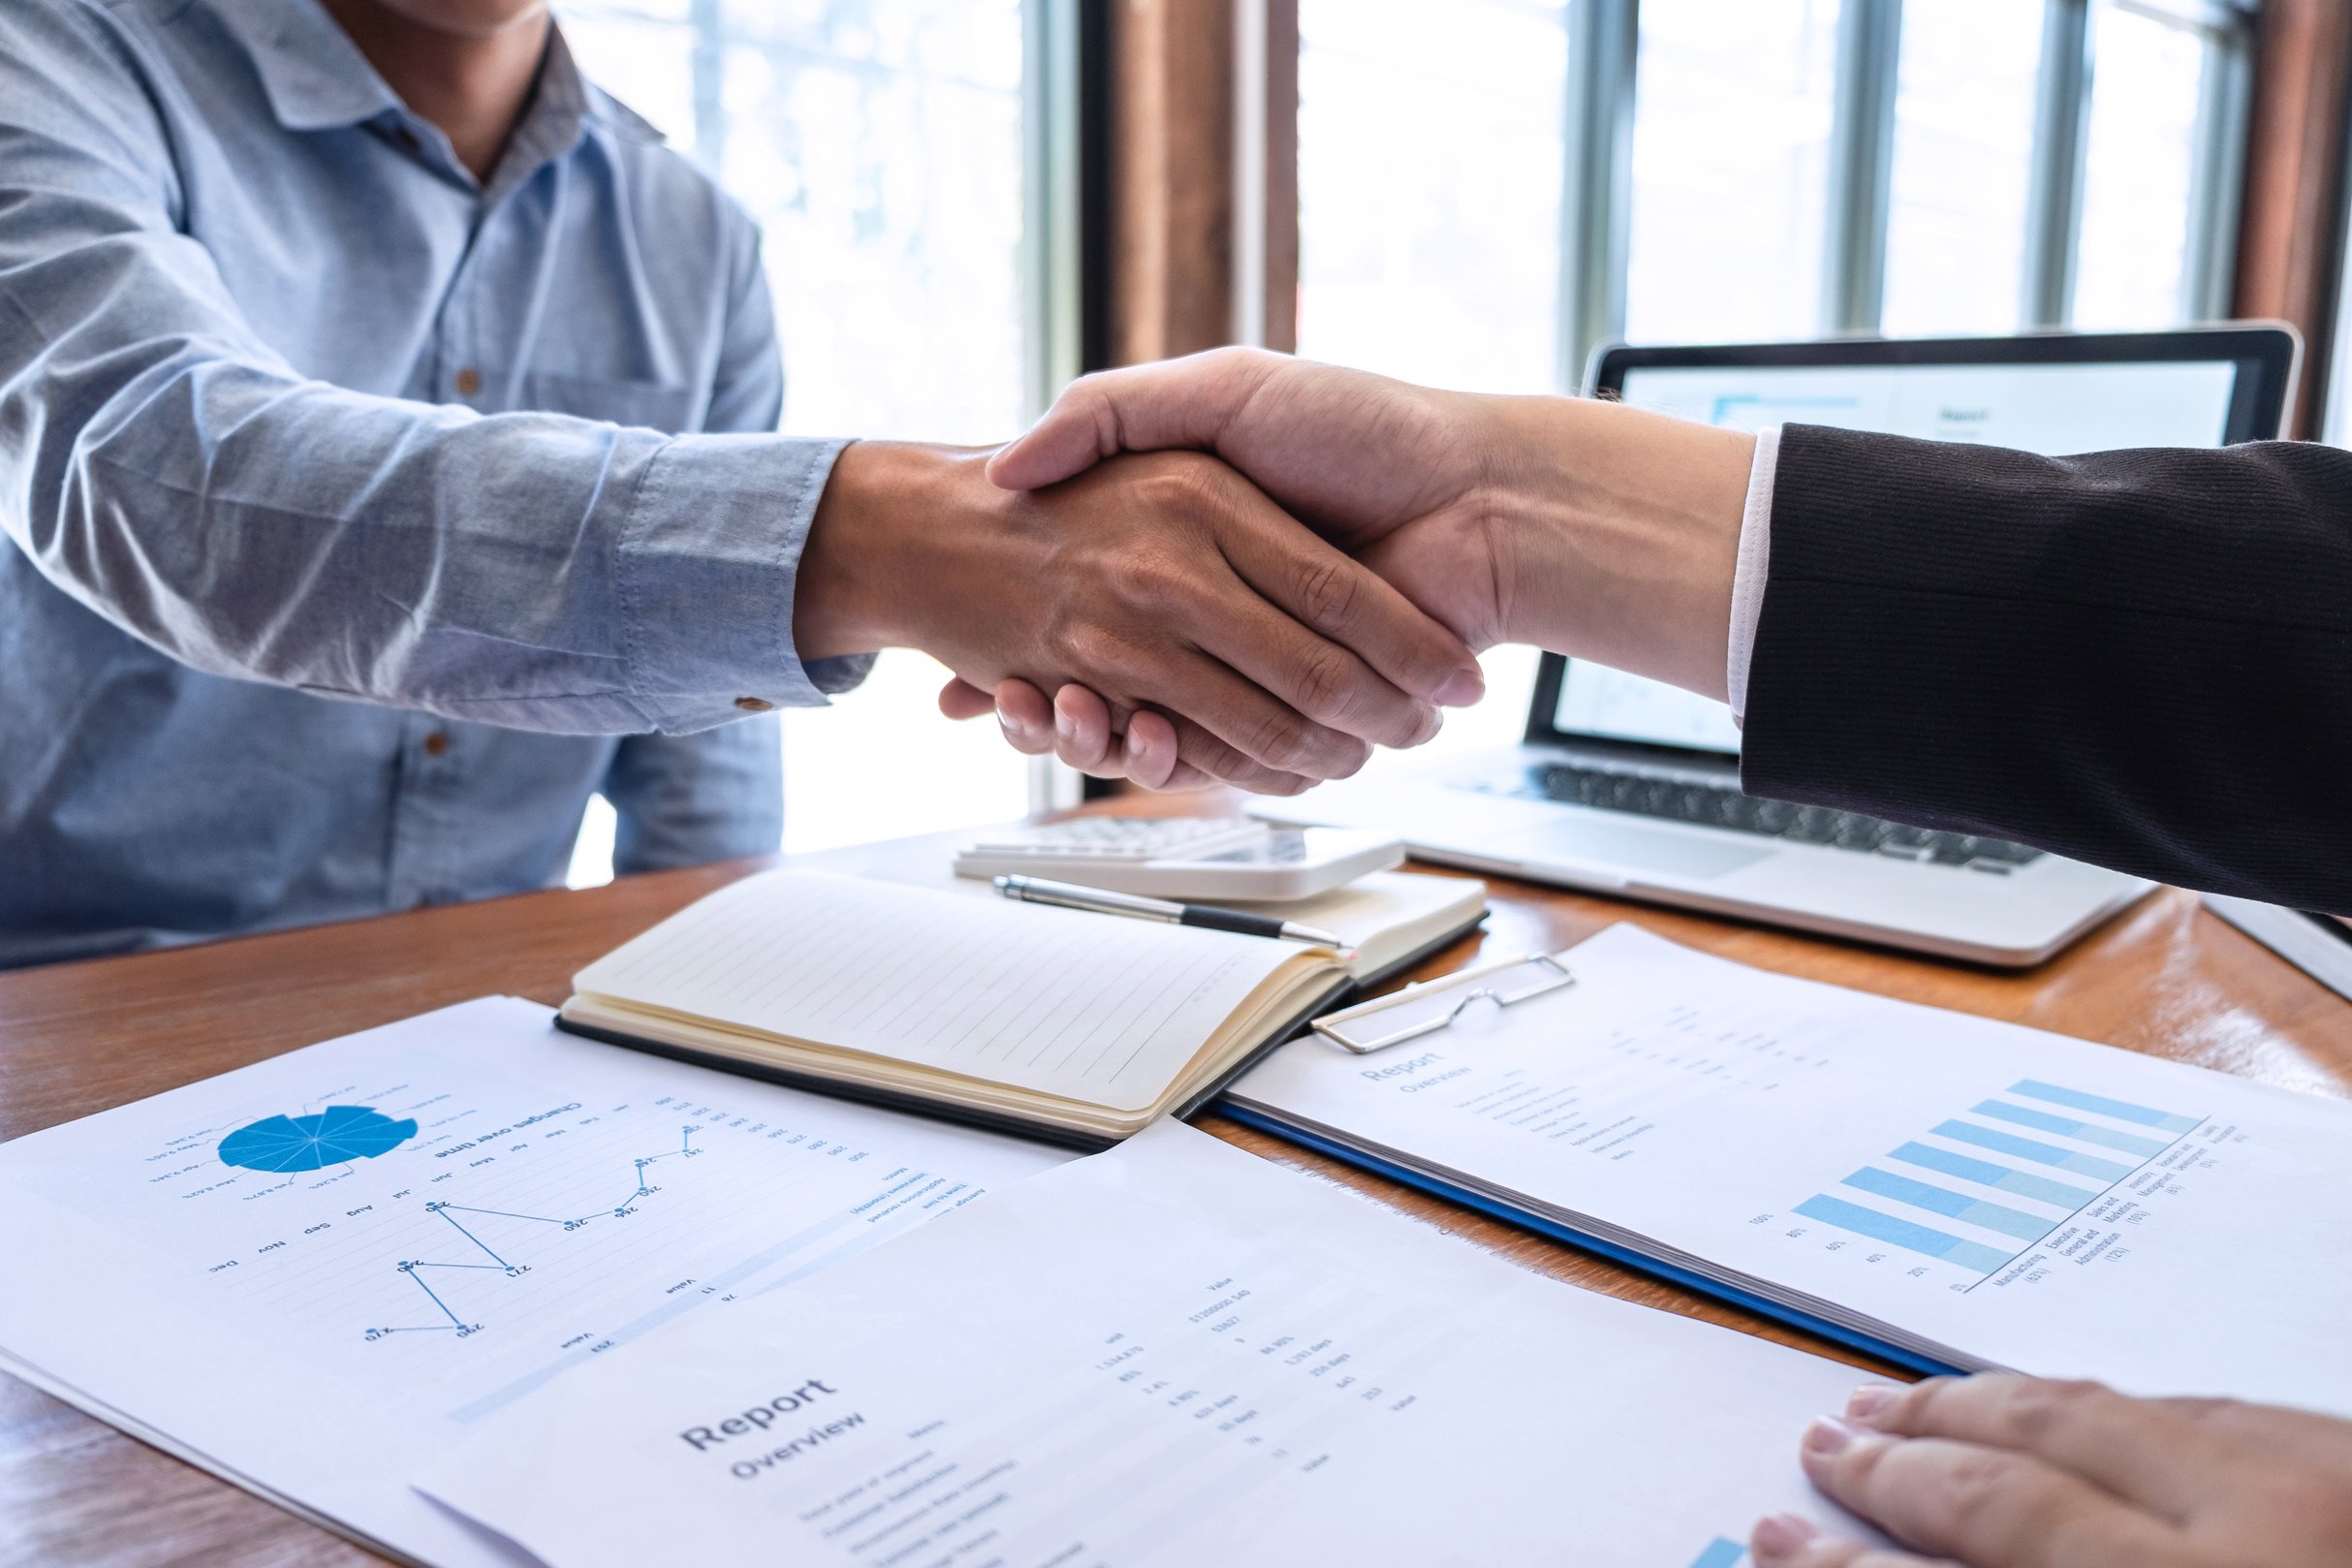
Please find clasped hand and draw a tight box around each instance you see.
[793,438,1485,796]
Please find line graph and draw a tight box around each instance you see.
[365,1125,701,1340]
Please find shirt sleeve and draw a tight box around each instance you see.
[598,230,832,870]
[1724,424,1781,723]
[0,5,850,738]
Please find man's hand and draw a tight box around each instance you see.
[955,348,1751,789]
[1749,1375,2352,1568]
[795,441,1483,795]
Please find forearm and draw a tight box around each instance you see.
[1462,392,1751,696]
[6,326,852,733]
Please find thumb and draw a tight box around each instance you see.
[986,348,1280,491]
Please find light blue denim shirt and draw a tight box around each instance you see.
[0,0,870,968]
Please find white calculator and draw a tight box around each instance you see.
[952,817,1405,900]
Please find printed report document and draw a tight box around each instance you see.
[420,1120,1877,1568]
[0,998,1066,1568]
[1227,924,2352,1412]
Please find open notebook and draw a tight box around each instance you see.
[793,826,1488,989]
[559,869,1354,1146]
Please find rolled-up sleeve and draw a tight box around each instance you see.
[0,5,853,737]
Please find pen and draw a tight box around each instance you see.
[992,874,1345,947]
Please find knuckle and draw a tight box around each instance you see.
[1105,549,1189,619]
[1053,618,1130,676]
[1935,1447,2017,1522]
[1131,454,1221,513]
[1288,644,1359,722]
[2004,1379,2106,1445]
[1290,554,1364,633]
[1245,710,1328,775]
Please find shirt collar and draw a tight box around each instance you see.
[207,0,403,132]
[206,2,666,190]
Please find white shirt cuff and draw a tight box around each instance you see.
[1726,424,1780,724]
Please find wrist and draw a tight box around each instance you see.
[1472,395,1750,701]
[795,441,997,660]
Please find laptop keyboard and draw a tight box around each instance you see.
[1477,763,2045,874]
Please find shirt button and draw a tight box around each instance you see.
[422,731,451,757]
[453,368,482,396]
[735,697,774,713]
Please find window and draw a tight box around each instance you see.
[2072,0,2223,329]
[1288,0,2252,767]
[557,1,1053,876]
[1622,0,1842,345]
[1878,0,2043,336]
[1295,0,1566,395]
[1295,0,1570,753]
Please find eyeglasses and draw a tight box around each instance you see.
[1311,954,1576,1054]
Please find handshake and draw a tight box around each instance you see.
[796,349,1759,793]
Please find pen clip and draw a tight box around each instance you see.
[1311,954,1576,1054]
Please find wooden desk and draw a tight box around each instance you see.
[6,799,2350,1565]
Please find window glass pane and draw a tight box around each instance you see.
[2072,1,2207,330]
[1296,0,1566,393]
[1624,0,1840,344]
[1879,0,2042,336]
[559,1,1033,872]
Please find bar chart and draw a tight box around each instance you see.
[1790,1080,2202,1279]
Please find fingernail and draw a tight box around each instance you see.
[1803,1416,1863,1457]
[1054,707,1074,741]
[1750,1513,1818,1562]
[1434,669,1485,707]
[1846,1385,1899,1426]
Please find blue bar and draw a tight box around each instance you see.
[1888,1142,2102,1208]
[1932,1121,2134,1181]
[1688,1538,1747,1568]
[1842,1167,2055,1241]
[1973,1101,2169,1157]
[2008,1080,2198,1133]
[1795,1194,2014,1273]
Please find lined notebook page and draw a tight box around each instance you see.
[573,870,1300,1112]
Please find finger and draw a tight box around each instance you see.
[1083,617,1372,781]
[1113,706,1182,791]
[987,349,1278,491]
[983,678,1056,756]
[1750,1513,1949,1568]
[1800,1418,2187,1568]
[1108,706,1218,791]
[938,676,998,721]
[1153,707,1319,796]
[1209,476,1485,713]
[1047,685,1118,773]
[1847,1378,2235,1518]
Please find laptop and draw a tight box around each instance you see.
[1251,326,2300,965]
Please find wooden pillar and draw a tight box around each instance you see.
[2231,0,2352,437]
[1104,0,1299,365]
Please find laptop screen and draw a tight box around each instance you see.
[1540,331,2292,760]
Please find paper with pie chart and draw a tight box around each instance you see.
[0,996,1066,1568]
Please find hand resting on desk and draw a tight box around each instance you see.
[1749,1374,2352,1568]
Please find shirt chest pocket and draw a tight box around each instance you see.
[517,371,706,435]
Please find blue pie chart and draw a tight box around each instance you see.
[218,1105,419,1173]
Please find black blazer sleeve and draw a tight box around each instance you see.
[1740,424,2352,915]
